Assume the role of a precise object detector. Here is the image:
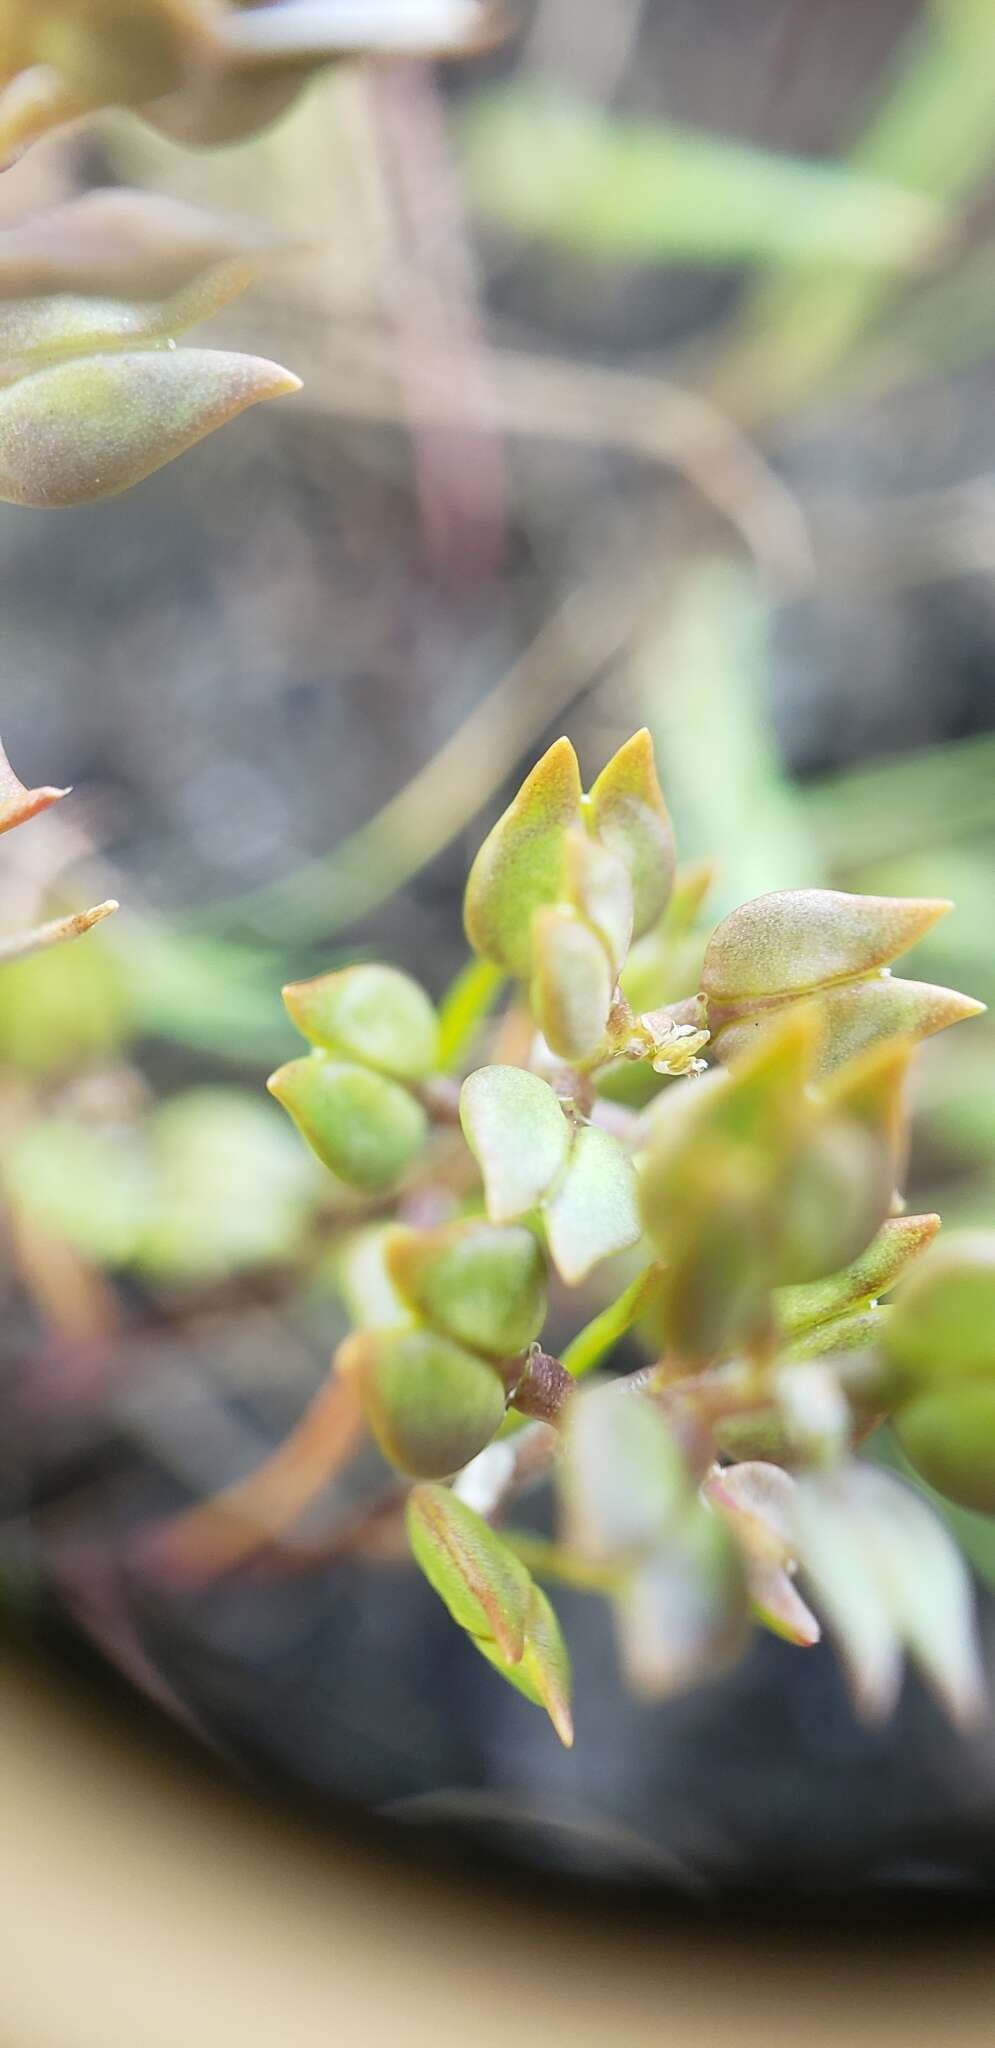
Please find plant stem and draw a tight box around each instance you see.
[436,955,506,1072]
[560,1262,666,1381]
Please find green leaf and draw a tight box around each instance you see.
[386,1218,547,1361]
[340,1328,506,1479]
[475,1583,574,1746]
[586,728,675,938]
[282,963,439,1080]
[884,1229,995,1382]
[408,1486,574,1744]
[775,1213,940,1335]
[460,1064,570,1223]
[792,1470,902,1719]
[560,1386,689,1563]
[0,259,259,369]
[463,736,582,977]
[268,1053,427,1190]
[458,85,938,268]
[530,903,614,1066]
[896,1384,995,1515]
[544,1124,640,1285]
[702,889,950,1005]
[0,348,300,508]
[139,1087,320,1283]
[405,1483,530,1662]
[713,977,985,1075]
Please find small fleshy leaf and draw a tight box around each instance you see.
[405,1482,530,1662]
[476,1582,574,1746]
[282,963,439,1080]
[775,1214,941,1335]
[587,728,675,938]
[0,733,68,835]
[747,1559,821,1646]
[268,1053,426,1190]
[0,190,276,304]
[0,257,259,368]
[560,1385,689,1563]
[702,1461,796,1564]
[774,1116,894,1286]
[884,1229,995,1383]
[340,1328,506,1479]
[386,1218,547,1361]
[792,1470,902,1720]
[896,1384,995,1514]
[701,889,951,1004]
[714,977,985,1076]
[848,1466,986,1730]
[463,736,582,977]
[336,1224,411,1330]
[460,1064,570,1223]
[0,348,300,509]
[616,1505,748,1698]
[544,1123,640,1284]
[563,825,633,978]
[530,903,614,1066]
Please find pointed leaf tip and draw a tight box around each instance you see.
[0,349,300,508]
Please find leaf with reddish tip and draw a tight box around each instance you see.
[714,977,984,1075]
[339,1328,506,1479]
[0,191,278,304]
[587,727,675,938]
[544,1124,640,1285]
[703,1460,796,1564]
[530,902,614,1066]
[747,1559,821,1646]
[283,962,438,1080]
[0,897,118,967]
[386,1218,547,1361]
[702,889,951,1004]
[775,1214,940,1335]
[405,1483,530,1662]
[0,348,300,509]
[463,737,582,976]
[476,1582,574,1746]
[460,1064,570,1223]
[0,734,68,835]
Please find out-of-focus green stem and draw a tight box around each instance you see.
[436,956,506,1072]
[560,1261,665,1382]
[711,11,995,418]
[501,1528,618,1594]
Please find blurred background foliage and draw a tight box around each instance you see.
[3,0,995,1884]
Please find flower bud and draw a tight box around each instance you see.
[386,1218,547,1361]
[267,1053,426,1190]
[282,963,439,1080]
[339,1328,506,1478]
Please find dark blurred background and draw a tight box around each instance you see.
[3,0,995,1898]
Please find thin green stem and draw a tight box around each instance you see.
[560,1262,665,1382]
[501,1528,619,1596]
[436,956,506,1073]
